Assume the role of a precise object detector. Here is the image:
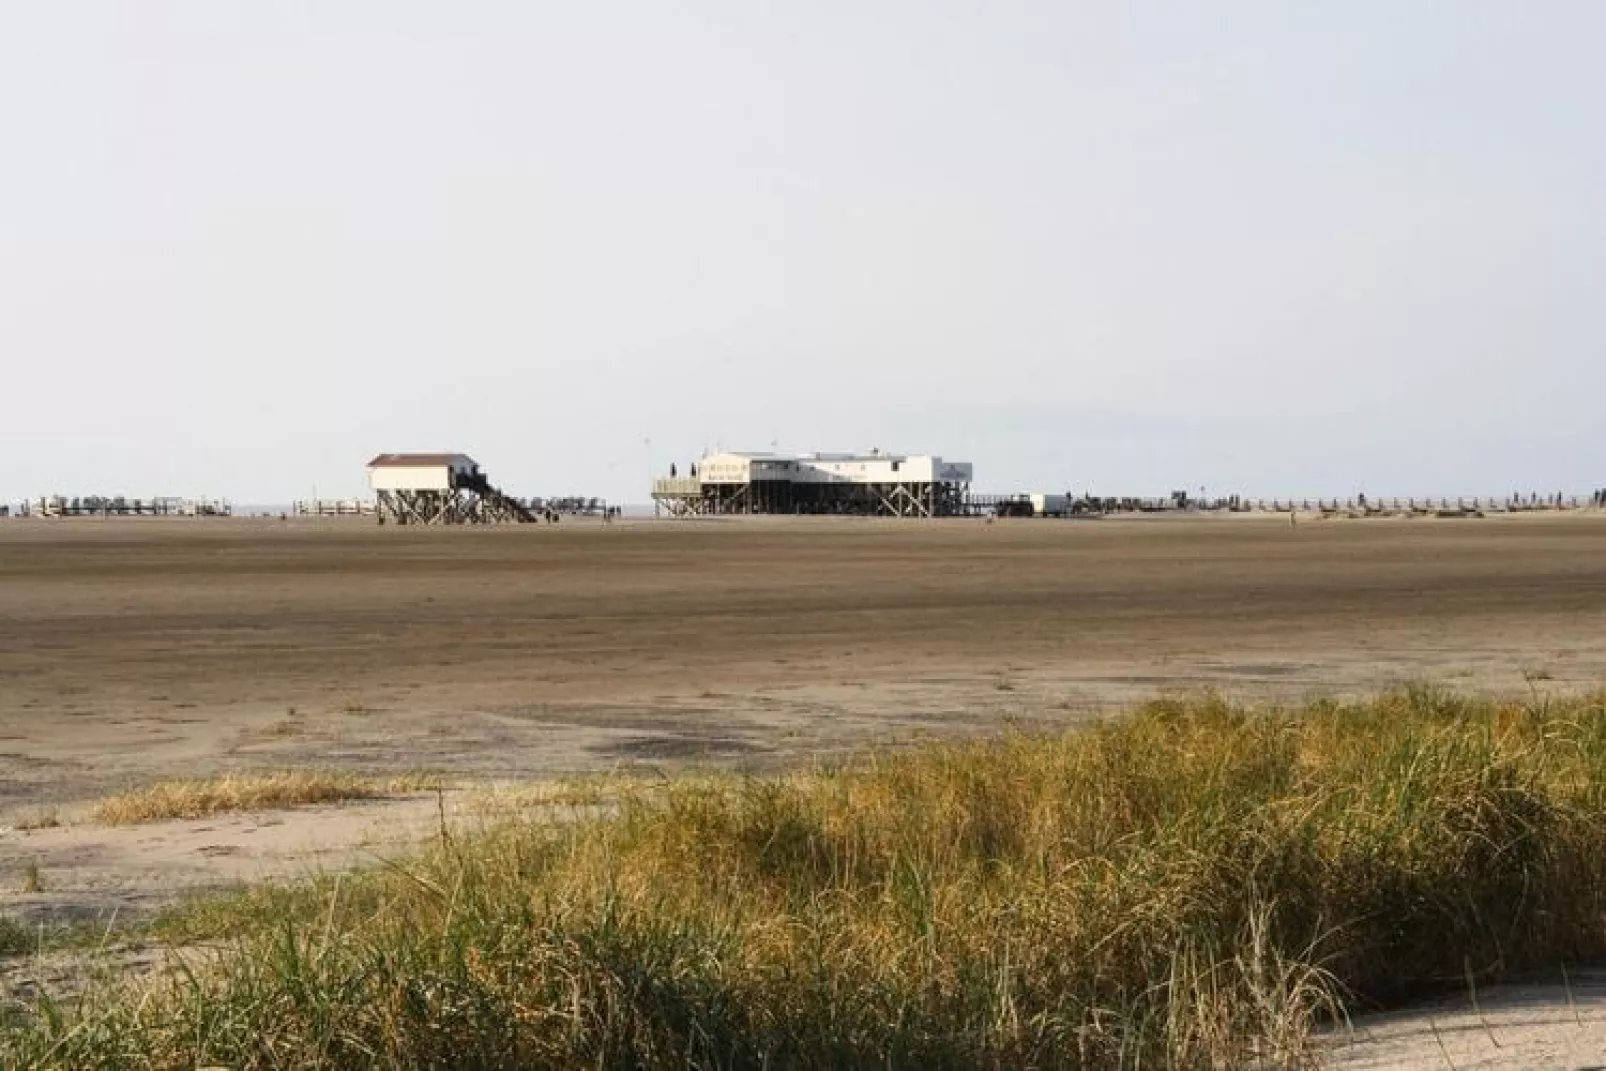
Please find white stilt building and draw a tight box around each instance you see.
[367,454,533,524]
[651,450,973,517]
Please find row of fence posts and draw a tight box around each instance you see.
[1065,492,1604,515]
[6,496,232,517]
[1244,493,1587,513]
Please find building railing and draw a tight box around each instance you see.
[294,499,378,516]
[652,478,703,496]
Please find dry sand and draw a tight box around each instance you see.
[4,511,1606,1065]
[1323,968,1606,1070]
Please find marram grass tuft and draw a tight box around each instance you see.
[9,687,1606,1069]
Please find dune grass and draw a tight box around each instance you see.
[88,770,442,825]
[10,687,1606,1068]
[0,914,30,956]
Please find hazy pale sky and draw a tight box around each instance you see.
[2,3,1602,503]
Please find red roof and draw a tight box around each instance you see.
[366,453,476,468]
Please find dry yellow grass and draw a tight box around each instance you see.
[12,807,61,831]
[89,770,399,825]
[24,690,1606,1069]
[461,774,659,817]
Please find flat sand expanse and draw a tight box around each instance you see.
[5,513,1606,1065]
[4,512,1605,813]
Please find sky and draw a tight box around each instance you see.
[2,2,1603,504]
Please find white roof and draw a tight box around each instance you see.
[704,449,932,463]
[366,453,478,469]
